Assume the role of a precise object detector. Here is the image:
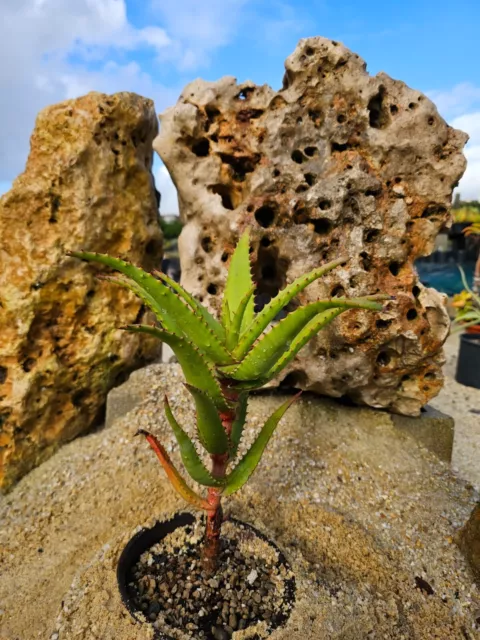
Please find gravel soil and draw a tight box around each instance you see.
[125,517,293,639]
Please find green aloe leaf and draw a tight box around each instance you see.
[234,257,347,359]
[223,394,300,496]
[230,393,248,457]
[69,252,233,365]
[123,325,229,411]
[154,270,226,343]
[164,397,224,487]
[185,385,230,455]
[223,232,255,331]
[264,308,344,381]
[221,297,384,381]
[226,287,255,351]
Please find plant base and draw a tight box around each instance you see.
[117,513,295,639]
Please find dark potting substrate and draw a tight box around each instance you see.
[118,514,296,640]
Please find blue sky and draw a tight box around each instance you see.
[1,0,480,210]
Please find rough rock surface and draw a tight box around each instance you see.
[155,36,467,416]
[0,91,163,492]
[459,503,480,581]
[0,364,478,639]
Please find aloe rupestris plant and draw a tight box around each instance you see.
[69,233,386,569]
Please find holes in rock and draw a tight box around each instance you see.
[305,46,315,56]
[221,252,229,262]
[236,87,254,101]
[86,289,95,299]
[49,194,61,223]
[376,351,391,366]
[192,138,210,157]
[237,108,264,122]
[376,319,392,330]
[331,285,345,298]
[364,229,380,243]
[408,102,418,110]
[280,371,307,388]
[205,105,220,122]
[360,252,372,271]
[201,237,213,253]
[247,204,254,213]
[422,204,447,219]
[389,261,401,276]
[308,109,322,125]
[260,236,272,247]
[296,117,303,125]
[273,169,281,178]
[428,116,435,126]
[209,184,234,210]
[255,205,276,228]
[367,86,390,129]
[390,104,398,114]
[252,245,289,314]
[296,184,309,193]
[145,239,161,256]
[412,285,421,297]
[319,199,331,210]
[0,366,7,383]
[425,372,436,381]
[304,146,317,157]
[304,173,316,186]
[331,142,349,152]
[337,114,347,124]
[291,150,304,164]
[406,308,418,321]
[219,153,260,181]
[72,389,88,407]
[207,283,218,295]
[22,358,36,373]
[313,218,332,235]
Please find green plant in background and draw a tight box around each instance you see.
[452,266,480,331]
[69,233,386,570]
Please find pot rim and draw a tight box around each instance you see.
[116,511,296,638]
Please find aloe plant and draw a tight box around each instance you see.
[69,232,386,570]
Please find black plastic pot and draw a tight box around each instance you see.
[455,333,480,389]
[117,512,296,639]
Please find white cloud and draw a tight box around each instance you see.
[154,163,179,215]
[428,83,480,120]
[427,84,480,202]
[451,112,480,201]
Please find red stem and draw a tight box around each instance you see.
[202,386,238,571]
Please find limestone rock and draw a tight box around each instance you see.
[0,91,163,492]
[154,36,467,416]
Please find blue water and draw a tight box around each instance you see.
[415,262,475,296]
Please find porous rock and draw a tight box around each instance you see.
[0,91,163,492]
[154,36,468,416]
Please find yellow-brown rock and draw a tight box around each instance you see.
[0,91,163,492]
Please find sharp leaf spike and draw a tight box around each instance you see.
[124,325,229,410]
[230,393,248,458]
[221,296,384,381]
[69,251,233,365]
[154,270,226,342]
[226,286,255,351]
[234,257,348,359]
[223,393,300,496]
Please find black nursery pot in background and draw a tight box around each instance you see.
[117,513,296,640]
[455,333,480,390]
